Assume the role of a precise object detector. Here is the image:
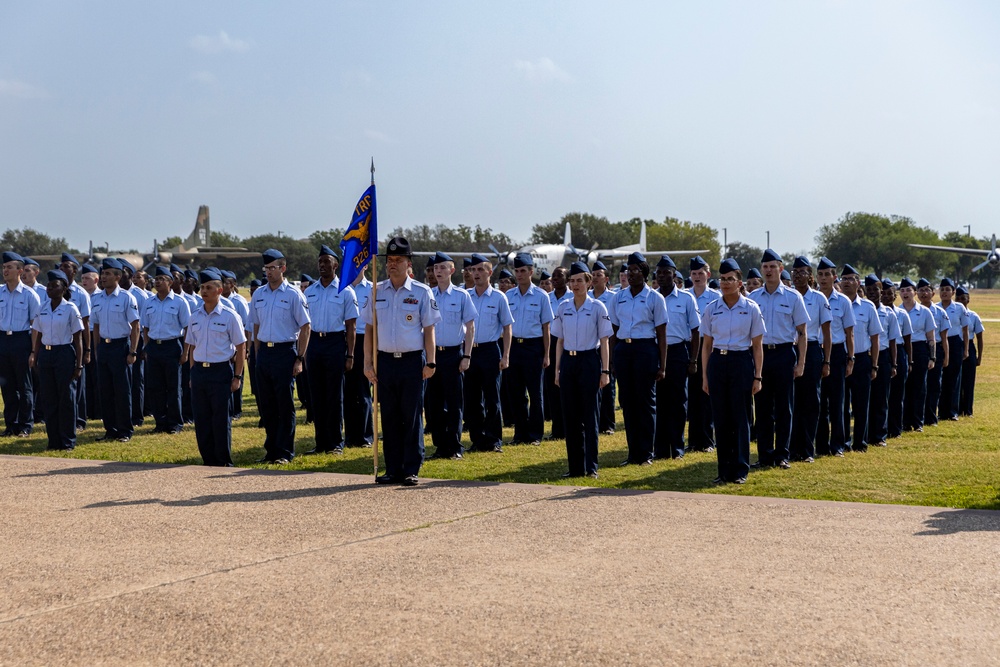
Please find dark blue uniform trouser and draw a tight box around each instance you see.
[560,349,600,475]
[38,345,77,450]
[181,361,193,423]
[85,346,101,420]
[507,337,545,443]
[256,343,297,460]
[98,337,133,438]
[145,338,183,432]
[614,338,658,464]
[598,369,616,433]
[924,342,945,425]
[817,343,848,455]
[960,343,978,416]
[654,342,689,459]
[306,332,347,451]
[0,331,33,434]
[868,348,893,444]
[688,357,715,450]
[707,349,753,482]
[939,335,963,420]
[844,350,873,450]
[790,341,824,460]
[377,350,425,477]
[129,337,144,426]
[905,341,930,430]
[544,340,564,438]
[296,367,312,421]
[755,343,796,465]
[74,364,87,428]
[426,345,464,456]
[465,340,503,450]
[344,332,374,445]
[192,362,234,466]
[888,346,908,438]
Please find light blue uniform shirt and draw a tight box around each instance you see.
[433,284,477,347]
[551,296,613,351]
[799,288,832,342]
[507,284,553,339]
[610,284,668,339]
[821,291,856,345]
[32,300,83,346]
[749,284,810,345]
[850,296,883,354]
[30,283,47,303]
[692,286,721,315]
[903,302,936,342]
[548,290,573,334]
[185,302,247,363]
[875,303,901,351]
[589,287,616,321]
[141,291,191,340]
[228,293,251,332]
[91,286,139,339]
[84,289,99,329]
[660,287,701,344]
[304,281,358,333]
[470,285,514,343]
[359,276,441,353]
[699,294,766,351]
[353,278,372,335]
[928,303,951,343]
[182,292,201,313]
[126,285,148,312]
[250,280,311,343]
[68,283,91,319]
[943,301,969,337]
[0,281,41,332]
[893,305,912,345]
[968,310,984,336]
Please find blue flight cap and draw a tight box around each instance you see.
[2,251,24,264]
[385,237,412,257]
[689,255,708,271]
[817,257,836,271]
[46,269,68,284]
[319,244,338,259]
[684,277,693,288]
[916,278,931,289]
[249,278,262,288]
[956,285,969,296]
[864,274,880,287]
[499,269,514,280]
[184,269,198,281]
[940,277,956,289]
[708,278,720,289]
[300,273,315,284]
[899,277,916,289]
[747,267,762,279]
[219,269,236,280]
[198,269,222,284]
[101,257,123,272]
[469,252,490,265]
[81,263,99,275]
[513,252,534,268]
[540,270,552,280]
[569,261,589,276]
[425,256,436,269]
[656,255,676,269]
[792,256,811,269]
[719,258,741,274]
[154,266,172,278]
[841,264,860,277]
[881,277,895,289]
[761,248,783,264]
[116,258,135,274]
[780,269,791,281]
[626,251,646,267]
[434,252,453,264]
[592,260,608,273]
[22,257,39,267]
[169,263,184,275]
[262,248,285,264]
[462,257,473,268]
[61,252,79,266]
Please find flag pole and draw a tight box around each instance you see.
[369,158,381,480]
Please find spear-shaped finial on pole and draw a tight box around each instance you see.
[371,157,375,185]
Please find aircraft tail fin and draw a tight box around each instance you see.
[640,221,647,253]
[564,222,572,247]
[181,206,211,250]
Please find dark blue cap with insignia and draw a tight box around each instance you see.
[470,252,490,265]
[61,252,79,266]
[117,258,135,274]
[22,257,39,267]
[81,263,99,275]
[434,252,453,264]
[513,252,533,268]
[198,268,222,284]
[684,277,693,288]
[319,244,338,259]
[881,277,895,289]
[300,273,315,284]
[262,248,285,264]
[864,274,880,287]
[719,258,741,274]
[184,269,198,281]
[689,255,708,271]
[956,285,969,296]
[761,248,783,263]
[569,261,589,276]
[940,277,956,289]
[626,251,646,267]
[385,237,411,257]
[780,269,791,281]
[170,263,184,274]
[101,257,123,272]
[792,256,811,269]
[817,256,836,271]
[425,256,436,269]
[499,269,514,280]
[249,278,262,288]
[462,257,473,268]
[540,270,552,280]
[46,269,68,284]
[841,264,860,277]
[708,278,720,289]
[747,267,762,279]
[916,278,931,289]
[899,277,916,289]
[2,251,24,264]
[656,255,676,269]
[220,269,236,280]
[154,266,172,277]
[592,260,608,272]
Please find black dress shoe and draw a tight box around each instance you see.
[117,436,131,443]
[94,433,116,442]
[778,460,791,469]
[733,476,747,484]
[401,475,419,486]
[585,471,599,479]
[304,448,322,455]
[562,471,584,478]
[256,456,273,463]
[375,474,399,485]
[619,460,632,467]
[750,461,763,468]
[491,445,503,453]
[712,476,726,485]
[449,452,463,460]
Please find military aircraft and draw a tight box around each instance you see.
[908,234,1000,273]
[147,205,259,266]
[415,221,708,280]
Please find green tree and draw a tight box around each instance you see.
[814,212,944,278]
[309,229,347,252]
[161,236,184,249]
[1,227,74,257]
[644,216,721,269]
[383,224,517,255]
[210,230,243,247]
[218,234,317,284]
[725,241,764,275]
[937,231,987,281]
[530,213,634,249]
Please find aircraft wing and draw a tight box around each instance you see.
[596,249,709,260]
[907,244,989,256]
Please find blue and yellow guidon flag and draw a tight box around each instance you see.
[339,184,377,291]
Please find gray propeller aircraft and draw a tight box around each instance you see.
[909,234,1000,273]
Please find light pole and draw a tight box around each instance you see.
[766,231,770,248]
[722,228,727,258]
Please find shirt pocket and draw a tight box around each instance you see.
[401,302,421,326]
[443,300,463,324]
[110,301,125,314]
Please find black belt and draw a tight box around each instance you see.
[563,349,598,357]
[100,337,127,344]
[764,342,793,350]
[713,348,750,356]
[667,342,688,349]
[947,334,962,339]
[2,330,30,336]
[855,350,870,358]
[472,339,500,348]
[41,344,71,351]
[378,350,422,359]
[151,337,181,344]
[261,341,294,348]
[513,336,542,344]
[195,361,231,368]
[436,344,462,352]
[311,331,345,338]
[618,337,654,344]
[807,340,821,347]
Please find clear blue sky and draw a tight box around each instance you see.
[2,1,998,255]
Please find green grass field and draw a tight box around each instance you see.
[5,291,1000,509]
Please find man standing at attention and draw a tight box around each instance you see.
[900,277,937,432]
[251,249,311,465]
[141,266,191,434]
[505,252,552,447]
[0,252,41,436]
[814,257,855,457]
[687,255,720,453]
[789,256,831,463]
[91,258,140,442]
[589,261,617,435]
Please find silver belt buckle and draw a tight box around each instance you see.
[718,349,729,355]
[201,362,211,367]
[393,352,403,358]
[5,331,11,336]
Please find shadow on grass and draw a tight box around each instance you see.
[916,507,1000,535]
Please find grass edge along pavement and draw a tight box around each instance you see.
[5,291,1000,511]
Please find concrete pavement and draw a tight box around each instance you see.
[2,454,999,666]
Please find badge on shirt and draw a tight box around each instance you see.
[403,297,419,305]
